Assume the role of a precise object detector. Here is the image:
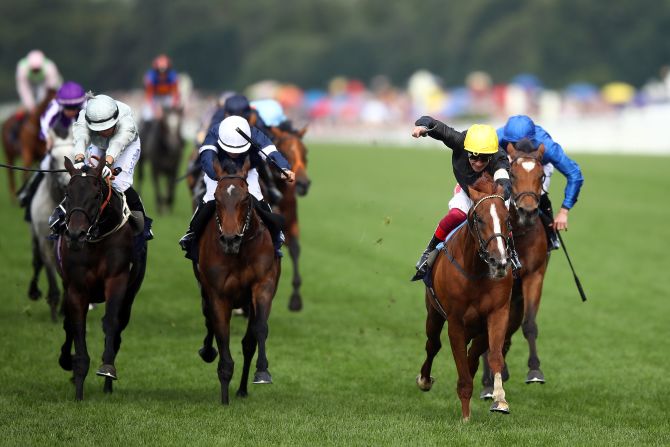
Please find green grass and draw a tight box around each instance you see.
[0,145,668,446]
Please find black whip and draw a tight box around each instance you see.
[235,127,291,178]
[556,231,587,302]
[0,162,67,173]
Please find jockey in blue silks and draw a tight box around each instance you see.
[497,115,584,250]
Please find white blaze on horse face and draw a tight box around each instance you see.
[521,160,536,172]
[226,184,235,196]
[490,203,506,258]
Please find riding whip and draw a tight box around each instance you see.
[557,231,587,302]
[0,162,67,173]
[235,127,291,179]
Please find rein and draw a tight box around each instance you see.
[214,175,255,241]
[65,171,117,242]
[0,162,67,173]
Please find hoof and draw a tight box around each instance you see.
[236,389,248,398]
[28,284,41,301]
[59,353,73,371]
[198,346,218,363]
[253,370,272,384]
[288,294,302,312]
[490,400,510,414]
[416,374,435,392]
[525,369,545,384]
[96,364,117,380]
[479,386,494,400]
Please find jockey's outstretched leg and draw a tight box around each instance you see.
[124,186,153,241]
[179,200,216,261]
[539,193,559,251]
[251,196,285,258]
[412,208,467,281]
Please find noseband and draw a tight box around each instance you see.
[214,175,253,241]
[468,194,513,266]
[65,171,113,241]
[510,156,545,210]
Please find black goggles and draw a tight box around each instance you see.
[468,153,492,162]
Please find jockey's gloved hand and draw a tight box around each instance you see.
[496,178,513,201]
[414,116,437,131]
[74,154,85,170]
[102,162,113,179]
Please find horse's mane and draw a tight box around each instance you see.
[471,172,497,194]
[515,138,536,154]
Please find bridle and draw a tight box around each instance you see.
[467,194,514,266]
[214,175,253,241]
[65,169,113,241]
[509,155,545,210]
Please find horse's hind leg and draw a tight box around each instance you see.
[237,306,258,398]
[287,235,302,311]
[209,297,234,405]
[522,272,546,384]
[59,314,74,371]
[97,274,130,385]
[417,294,445,392]
[28,235,43,301]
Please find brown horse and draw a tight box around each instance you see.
[195,156,281,405]
[481,140,549,398]
[416,174,514,421]
[270,126,311,311]
[1,89,56,199]
[58,158,147,400]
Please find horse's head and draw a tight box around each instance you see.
[63,157,108,247]
[467,174,512,278]
[160,106,183,149]
[507,140,545,227]
[49,144,72,192]
[213,156,253,255]
[271,126,311,196]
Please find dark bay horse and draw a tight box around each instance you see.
[416,174,514,421]
[270,126,311,311]
[138,107,184,213]
[58,158,147,400]
[1,89,56,199]
[195,157,281,405]
[481,141,550,398]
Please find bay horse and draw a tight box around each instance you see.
[1,89,56,199]
[416,174,514,421]
[481,140,549,398]
[58,157,147,400]
[138,107,185,213]
[270,125,311,311]
[27,135,72,322]
[195,156,281,405]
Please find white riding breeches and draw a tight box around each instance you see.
[203,167,263,203]
[542,163,554,193]
[86,137,141,192]
[142,95,174,121]
[448,183,511,214]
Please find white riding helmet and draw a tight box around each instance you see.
[85,95,119,131]
[217,115,251,153]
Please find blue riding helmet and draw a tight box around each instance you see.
[501,115,536,143]
[223,94,251,118]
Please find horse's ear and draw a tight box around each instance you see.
[64,157,76,175]
[536,143,545,161]
[468,185,483,202]
[506,142,517,160]
[297,125,308,138]
[213,158,224,180]
[241,154,251,176]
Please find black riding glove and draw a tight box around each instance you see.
[415,116,437,130]
[496,178,513,201]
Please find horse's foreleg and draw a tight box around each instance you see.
[66,289,90,401]
[487,305,511,414]
[59,312,74,371]
[237,305,257,398]
[287,232,302,311]
[417,293,445,392]
[152,167,164,214]
[198,294,218,363]
[522,272,546,384]
[28,235,43,301]
[251,281,275,385]
[97,274,129,388]
[209,295,234,405]
[44,263,61,323]
[446,317,474,421]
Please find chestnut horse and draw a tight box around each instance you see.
[1,89,56,199]
[416,174,514,421]
[195,157,280,405]
[58,158,147,400]
[270,126,311,311]
[481,140,550,398]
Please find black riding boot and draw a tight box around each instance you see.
[17,171,44,221]
[179,201,216,260]
[252,197,285,258]
[539,194,560,251]
[124,186,153,241]
[259,163,283,206]
[411,235,441,281]
[48,200,66,240]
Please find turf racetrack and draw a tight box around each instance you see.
[0,144,668,446]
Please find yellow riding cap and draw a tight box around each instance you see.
[463,124,499,154]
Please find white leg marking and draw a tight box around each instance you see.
[493,372,506,402]
[226,184,235,196]
[521,160,536,172]
[490,203,505,258]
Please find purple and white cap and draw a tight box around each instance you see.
[57,81,86,106]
